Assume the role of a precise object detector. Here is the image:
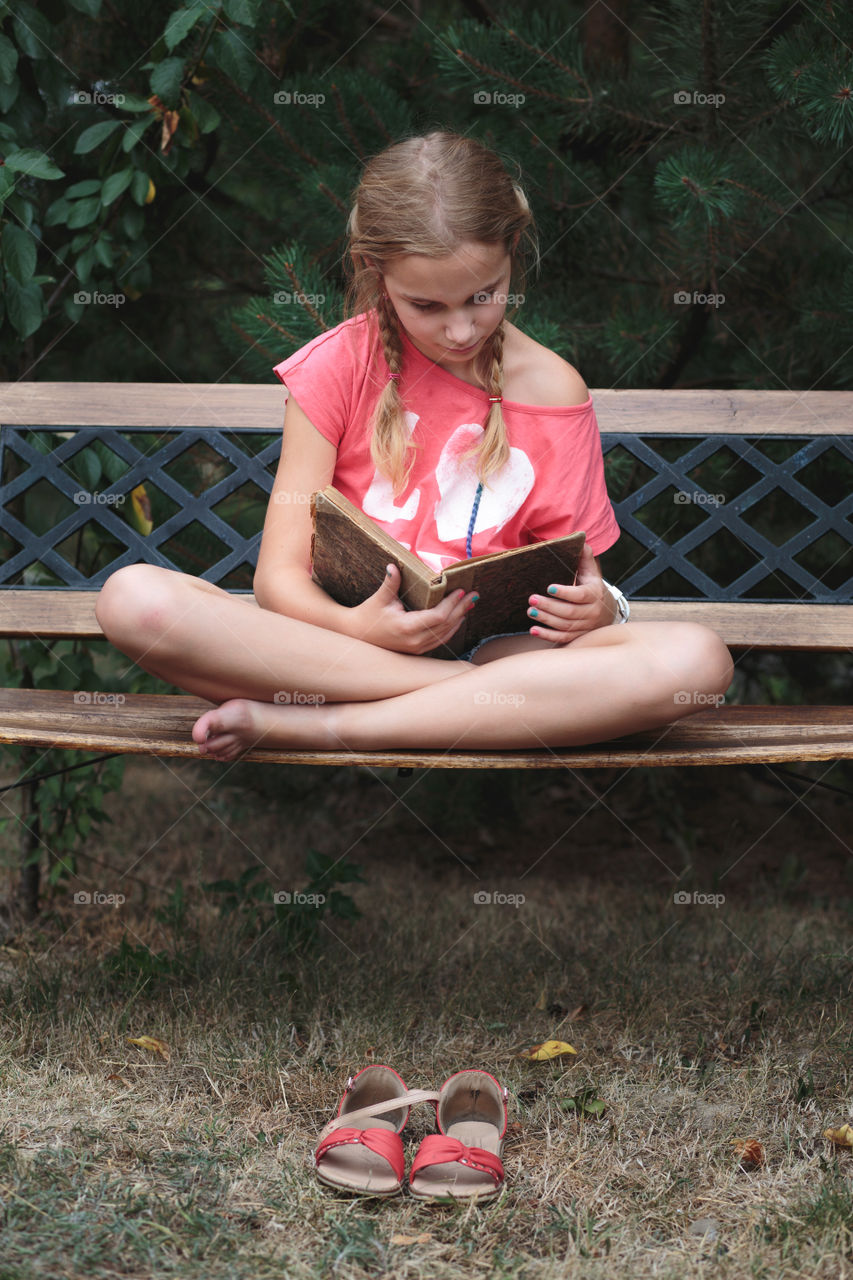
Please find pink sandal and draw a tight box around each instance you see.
[409,1069,508,1202]
[314,1065,438,1197]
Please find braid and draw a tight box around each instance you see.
[461,321,511,485]
[370,294,414,496]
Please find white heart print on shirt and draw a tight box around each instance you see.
[361,410,421,523]
[434,424,534,544]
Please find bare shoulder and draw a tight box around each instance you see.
[501,322,590,407]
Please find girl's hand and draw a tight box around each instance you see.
[348,563,478,655]
[526,543,616,643]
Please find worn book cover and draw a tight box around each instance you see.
[310,485,586,657]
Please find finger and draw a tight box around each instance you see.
[527,599,597,628]
[575,542,600,583]
[527,616,581,640]
[536,585,597,607]
[432,588,479,623]
[369,562,403,605]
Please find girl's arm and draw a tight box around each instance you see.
[253,395,476,652]
[253,394,347,628]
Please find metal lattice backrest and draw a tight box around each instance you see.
[601,434,852,601]
[0,426,279,591]
[1,424,851,601]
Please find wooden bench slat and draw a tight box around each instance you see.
[0,383,285,429]
[0,691,850,767]
[3,383,851,433]
[0,592,850,651]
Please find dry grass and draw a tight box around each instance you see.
[1,755,852,1279]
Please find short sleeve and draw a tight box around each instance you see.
[523,399,620,555]
[272,323,358,447]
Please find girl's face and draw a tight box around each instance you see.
[381,241,513,375]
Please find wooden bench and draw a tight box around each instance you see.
[1,382,851,769]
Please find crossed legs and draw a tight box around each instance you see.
[96,565,734,760]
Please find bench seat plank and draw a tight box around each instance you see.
[0,690,850,767]
[0,592,850,651]
[3,383,851,434]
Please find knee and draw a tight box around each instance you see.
[95,565,181,647]
[658,622,733,702]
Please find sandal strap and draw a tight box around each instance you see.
[315,1126,405,1183]
[409,1135,505,1186]
[320,1088,441,1138]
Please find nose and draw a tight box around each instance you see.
[444,308,477,346]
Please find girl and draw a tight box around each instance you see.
[95,132,732,760]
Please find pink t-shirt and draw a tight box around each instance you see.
[272,314,619,573]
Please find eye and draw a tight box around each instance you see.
[410,301,437,311]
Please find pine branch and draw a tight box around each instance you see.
[721,178,787,218]
[230,317,298,362]
[329,82,370,162]
[452,46,592,107]
[497,22,590,91]
[224,77,323,170]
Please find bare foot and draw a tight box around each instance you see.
[192,698,338,761]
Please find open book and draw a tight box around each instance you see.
[310,486,586,658]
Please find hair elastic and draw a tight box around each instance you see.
[388,373,400,382]
[488,395,502,403]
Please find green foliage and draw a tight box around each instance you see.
[1,0,850,387]
[0,639,132,886]
[204,848,364,951]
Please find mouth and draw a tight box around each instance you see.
[444,339,480,355]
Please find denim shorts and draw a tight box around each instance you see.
[459,629,532,663]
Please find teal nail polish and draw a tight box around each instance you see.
[547,585,557,596]
[529,607,538,618]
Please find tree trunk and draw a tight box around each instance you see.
[583,0,632,73]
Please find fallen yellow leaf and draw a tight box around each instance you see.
[391,1234,432,1245]
[127,1035,170,1062]
[823,1124,853,1147]
[106,1073,133,1089]
[520,1039,577,1061]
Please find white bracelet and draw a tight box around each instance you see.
[602,579,630,624]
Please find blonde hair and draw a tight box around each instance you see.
[345,131,537,496]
